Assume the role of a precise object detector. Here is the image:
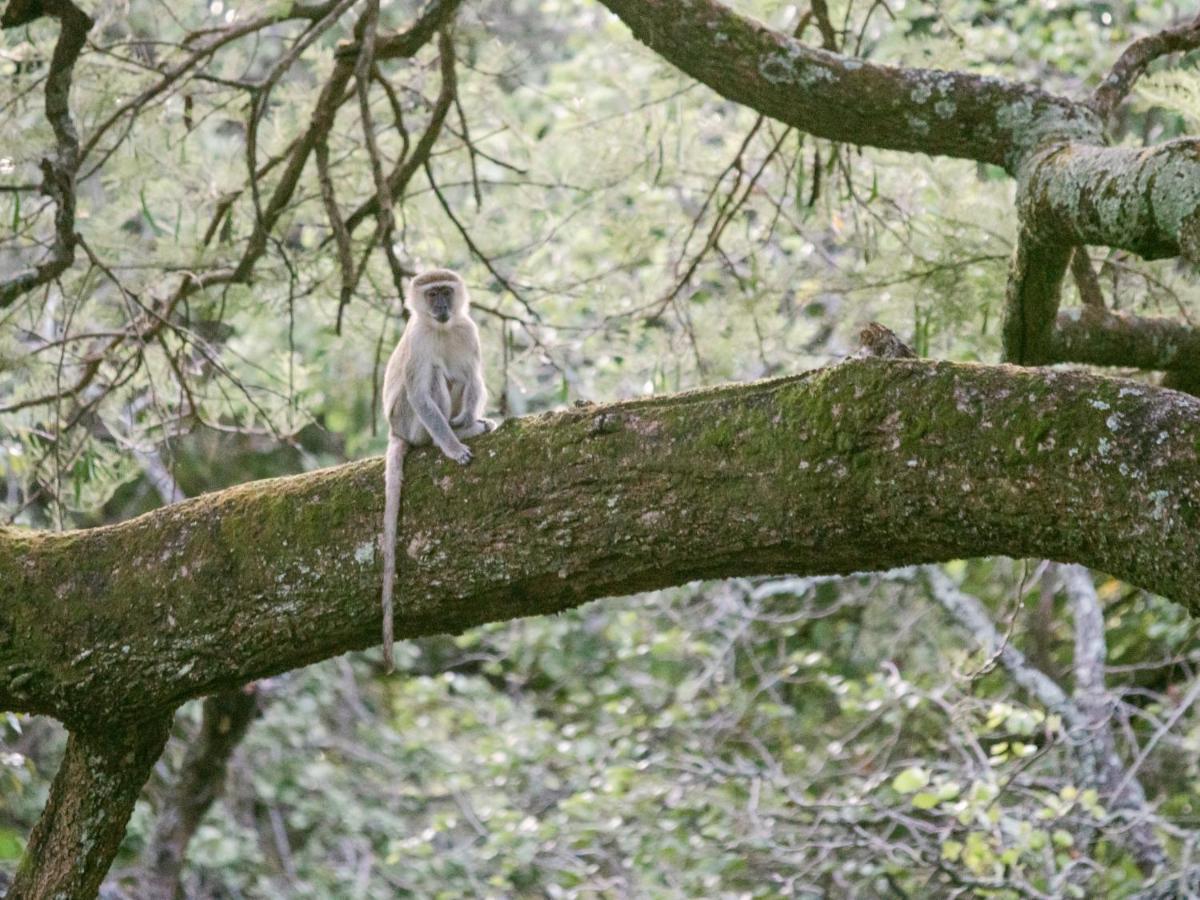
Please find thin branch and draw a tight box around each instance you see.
[1070,247,1104,308]
[423,161,541,323]
[341,29,458,236]
[1091,12,1200,121]
[347,0,410,333]
[231,0,461,285]
[315,136,357,326]
[0,0,93,309]
[244,0,360,233]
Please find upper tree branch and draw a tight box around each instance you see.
[3,358,1200,732]
[0,0,93,309]
[1091,12,1200,122]
[595,0,1200,384]
[595,0,1100,171]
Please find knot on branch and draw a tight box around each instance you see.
[856,323,915,359]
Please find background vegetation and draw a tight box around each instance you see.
[3,0,1200,895]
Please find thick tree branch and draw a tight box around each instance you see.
[1016,138,1200,265]
[596,0,1101,171]
[7,718,172,900]
[1048,306,1200,376]
[599,0,1200,380]
[2,359,1200,733]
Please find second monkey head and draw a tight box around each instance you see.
[407,268,469,327]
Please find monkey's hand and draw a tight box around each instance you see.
[450,445,473,465]
[478,417,497,433]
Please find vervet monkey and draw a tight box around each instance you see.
[380,269,495,671]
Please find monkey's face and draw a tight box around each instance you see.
[424,284,456,324]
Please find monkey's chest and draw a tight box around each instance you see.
[433,365,468,409]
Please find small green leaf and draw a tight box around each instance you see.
[892,767,929,794]
[911,791,939,810]
[941,840,963,861]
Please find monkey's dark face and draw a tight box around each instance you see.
[424,284,456,323]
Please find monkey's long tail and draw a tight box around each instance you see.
[381,436,407,673]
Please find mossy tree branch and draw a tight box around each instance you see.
[3,358,1200,737]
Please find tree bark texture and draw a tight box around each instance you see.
[3,358,1198,734]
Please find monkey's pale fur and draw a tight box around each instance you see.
[381,269,494,671]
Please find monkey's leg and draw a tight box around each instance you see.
[453,419,495,439]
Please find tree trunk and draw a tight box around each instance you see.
[7,719,171,900]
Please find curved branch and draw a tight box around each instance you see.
[0,0,92,309]
[595,0,1100,170]
[1017,139,1200,264]
[2,358,1200,732]
[1091,13,1200,121]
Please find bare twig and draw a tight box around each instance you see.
[316,136,358,325]
[347,0,410,333]
[341,29,459,236]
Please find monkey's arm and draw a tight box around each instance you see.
[408,369,472,463]
[451,366,487,428]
